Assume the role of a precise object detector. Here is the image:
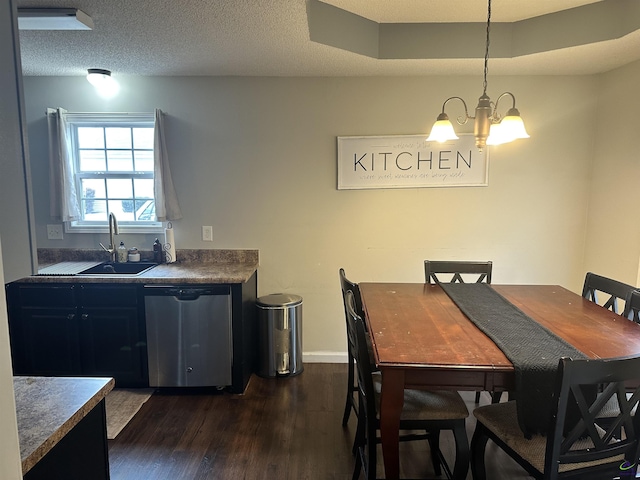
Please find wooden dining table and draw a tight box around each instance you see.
[358,282,640,480]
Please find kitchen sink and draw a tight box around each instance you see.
[78,262,158,275]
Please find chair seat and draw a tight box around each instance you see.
[373,375,469,421]
[473,401,625,474]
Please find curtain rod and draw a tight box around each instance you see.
[45,109,162,116]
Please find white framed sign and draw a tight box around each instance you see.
[337,134,488,190]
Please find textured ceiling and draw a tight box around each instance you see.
[16,0,640,77]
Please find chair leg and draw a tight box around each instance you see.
[343,356,356,426]
[490,391,502,404]
[427,430,443,476]
[342,394,353,427]
[363,424,377,480]
[353,398,365,455]
[470,423,490,480]
[475,391,481,403]
[451,421,470,480]
[352,449,363,480]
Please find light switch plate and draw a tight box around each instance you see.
[47,224,64,240]
[202,225,213,242]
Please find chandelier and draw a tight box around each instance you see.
[426,0,529,151]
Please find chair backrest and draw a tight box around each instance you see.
[344,290,376,422]
[424,260,492,284]
[544,355,640,478]
[623,289,640,323]
[339,267,364,319]
[581,272,635,314]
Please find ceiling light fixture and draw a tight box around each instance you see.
[426,0,529,151]
[17,8,94,31]
[86,69,120,98]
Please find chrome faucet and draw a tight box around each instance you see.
[99,213,119,262]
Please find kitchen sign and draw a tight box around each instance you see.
[337,134,488,190]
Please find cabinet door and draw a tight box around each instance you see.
[79,285,147,387]
[8,284,81,376]
[21,308,81,375]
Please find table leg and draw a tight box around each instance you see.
[380,369,405,480]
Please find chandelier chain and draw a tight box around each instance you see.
[483,0,492,95]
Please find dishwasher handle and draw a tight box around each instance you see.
[174,290,205,301]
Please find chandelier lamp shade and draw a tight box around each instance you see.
[426,0,529,151]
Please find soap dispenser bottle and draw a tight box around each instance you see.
[117,241,127,263]
[153,238,163,263]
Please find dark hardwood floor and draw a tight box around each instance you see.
[108,364,532,479]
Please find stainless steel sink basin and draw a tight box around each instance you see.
[78,262,158,275]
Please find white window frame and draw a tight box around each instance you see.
[63,112,163,234]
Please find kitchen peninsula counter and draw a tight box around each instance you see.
[15,376,114,479]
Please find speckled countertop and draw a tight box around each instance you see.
[15,376,115,475]
[18,248,259,284]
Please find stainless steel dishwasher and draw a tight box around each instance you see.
[144,285,232,388]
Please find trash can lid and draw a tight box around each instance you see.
[257,293,303,308]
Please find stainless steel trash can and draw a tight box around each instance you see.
[256,293,303,377]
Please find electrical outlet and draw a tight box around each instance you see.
[202,225,213,242]
[47,224,64,240]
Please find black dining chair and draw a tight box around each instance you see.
[424,260,493,285]
[581,272,635,315]
[471,354,640,480]
[339,268,364,428]
[424,260,496,403]
[624,289,640,323]
[345,290,470,480]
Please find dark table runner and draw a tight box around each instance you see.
[439,283,588,436]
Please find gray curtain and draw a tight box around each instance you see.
[154,109,182,221]
[46,107,81,221]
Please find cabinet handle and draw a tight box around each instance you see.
[67,314,75,320]
[82,313,89,320]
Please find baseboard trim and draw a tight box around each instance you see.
[302,352,347,363]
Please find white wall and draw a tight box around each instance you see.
[0,238,22,479]
[23,74,598,356]
[1,1,33,477]
[0,0,36,283]
[583,60,640,286]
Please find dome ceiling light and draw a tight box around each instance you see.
[86,69,120,98]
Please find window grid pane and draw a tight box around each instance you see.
[133,150,154,172]
[105,127,132,149]
[77,127,105,149]
[79,150,106,171]
[106,150,134,171]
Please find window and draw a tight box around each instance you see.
[65,113,161,232]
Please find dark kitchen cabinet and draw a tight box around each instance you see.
[6,283,148,387]
[79,285,147,387]
[7,284,80,376]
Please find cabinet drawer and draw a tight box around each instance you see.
[80,285,139,307]
[16,285,75,307]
